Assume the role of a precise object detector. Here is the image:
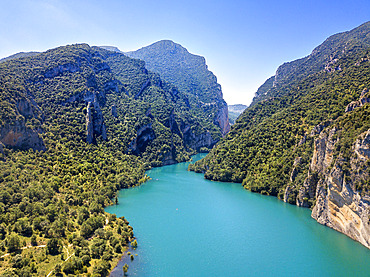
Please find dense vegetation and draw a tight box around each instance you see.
[0,43,227,276]
[190,22,370,201]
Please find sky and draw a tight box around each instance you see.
[1,0,370,105]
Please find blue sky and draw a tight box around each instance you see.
[1,0,370,105]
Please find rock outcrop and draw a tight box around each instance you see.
[345,88,370,112]
[64,89,108,144]
[44,63,80,78]
[214,101,231,136]
[86,102,94,144]
[296,127,336,207]
[0,95,45,151]
[284,157,302,204]
[292,88,370,248]
[0,121,46,151]
[128,124,156,155]
[311,129,370,249]
[182,126,216,151]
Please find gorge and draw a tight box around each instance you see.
[0,21,370,277]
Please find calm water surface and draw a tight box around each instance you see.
[106,154,370,276]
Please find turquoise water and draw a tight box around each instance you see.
[106,154,370,276]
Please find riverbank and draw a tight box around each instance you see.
[109,244,139,277]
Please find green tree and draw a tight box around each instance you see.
[92,260,110,277]
[46,238,62,255]
[7,233,20,253]
[123,263,129,275]
[30,234,37,246]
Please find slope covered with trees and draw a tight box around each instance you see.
[190,22,370,248]
[0,43,226,275]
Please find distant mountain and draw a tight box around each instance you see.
[98,46,123,53]
[228,104,247,124]
[190,22,370,248]
[125,40,230,138]
[0,51,39,63]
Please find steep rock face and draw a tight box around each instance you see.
[215,101,230,136]
[297,127,338,207]
[67,90,108,144]
[0,94,45,151]
[284,157,302,203]
[312,129,370,249]
[86,102,94,144]
[182,125,216,150]
[0,121,45,151]
[44,63,80,78]
[128,124,156,156]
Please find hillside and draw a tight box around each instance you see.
[0,52,40,63]
[0,43,226,275]
[190,22,370,248]
[125,40,230,139]
[228,104,247,124]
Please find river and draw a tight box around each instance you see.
[106,154,370,276]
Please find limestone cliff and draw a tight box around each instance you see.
[280,88,370,249]
[215,100,230,136]
[311,129,370,249]
[0,96,45,151]
[296,126,337,208]
[0,121,45,151]
[128,124,156,155]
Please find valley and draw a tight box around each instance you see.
[0,21,370,277]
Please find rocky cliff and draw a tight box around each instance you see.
[0,93,45,151]
[311,128,370,249]
[284,89,370,248]
[0,121,45,151]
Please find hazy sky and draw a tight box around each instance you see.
[1,0,370,105]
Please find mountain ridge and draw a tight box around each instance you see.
[251,21,370,106]
[190,21,370,249]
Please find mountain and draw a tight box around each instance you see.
[0,51,40,63]
[189,22,370,248]
[125,40,230,139]
[0,43,227,275]
[228,104,247,124]
[98,46,122,53]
